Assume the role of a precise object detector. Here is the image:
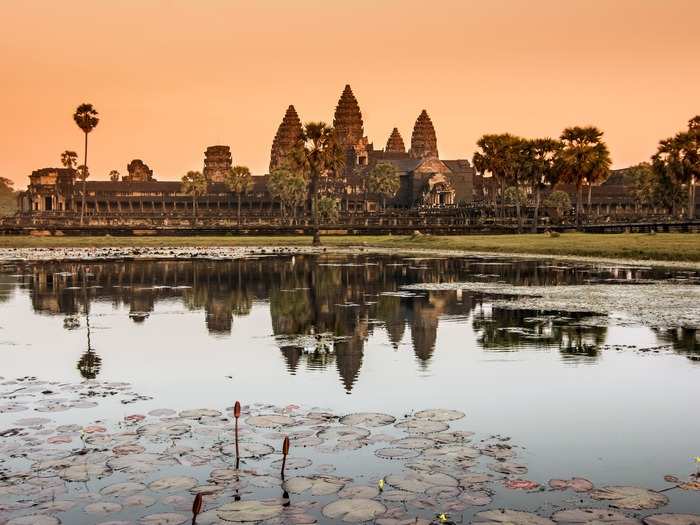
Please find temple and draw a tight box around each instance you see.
[17,84,478,215]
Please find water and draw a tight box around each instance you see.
[1,253,699,523]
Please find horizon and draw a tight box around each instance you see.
[2,0,699,186]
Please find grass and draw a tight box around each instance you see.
[0,233,698,262]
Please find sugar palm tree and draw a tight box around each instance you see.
[523,138,562,232]
[61,150,78,170]
[224,165,253,221]
[473,133,520,220]
[109,170,120,182]
[181,171,208,218]
[556,126,611,226]
[289,122,345,245]
[367,162,400,211]
[73,104,99,224]
[652,116,699,219]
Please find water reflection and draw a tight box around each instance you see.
[2,255,698,391]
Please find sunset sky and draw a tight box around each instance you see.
[2,0,699,187]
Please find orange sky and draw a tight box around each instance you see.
[2,0,699,187]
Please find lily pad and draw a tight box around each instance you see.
[6,516,61,525]
[489,461,528,475]
[148,476,198,492]
[100,481,147,497]
[590,486,669,510]
[337,484,380,498]
[375,447,422,460]
[548,478,594,492]
[322,498,386,523]
[391,437,436,449]
[179,408,221,419]
[414,409,465,422]
[643,515,700,525]
[473,509,555,525]
[84,502,123,514]
[339,412,396,427]
[221,442,274,458]
[386,472,458,492]
[552,508,640,524]
[395,419,449,434]
[139,514,188,525]
[217,501,284,522]
[245,415,295,428]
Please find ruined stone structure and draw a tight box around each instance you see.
[203,145,232,183]
[269,105,303,173]
[124,160,155,182]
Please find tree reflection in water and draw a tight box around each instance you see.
[3,255,696,387]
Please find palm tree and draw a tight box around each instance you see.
[652,116,699,219]
[523,138,561,232]
[224,166,253,221]
[367,162,400,211]
[109,170,120,182]
[181,171,208,218]
[73,104,99,224]
[556,126,611,226]
[289,122,345,245]
[473,133,520,220]
[268,168,308,222]
[61,150,78,170]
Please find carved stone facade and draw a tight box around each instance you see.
[124,160,155,182]
[203,145,232,183]
[269,105,303,173]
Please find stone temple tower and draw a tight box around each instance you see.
[333,85,364,150]
[409,110,439,159]
[203,145,232,183]
[269,105,303,173]
[385,128,406,153]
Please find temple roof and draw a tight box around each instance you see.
[385,128,405,153]
[409,110,439,159]
[270,105,303,172]
[333,85,364,149]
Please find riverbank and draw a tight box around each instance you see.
[0,232,698,263]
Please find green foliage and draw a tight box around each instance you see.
[224,165,253,195]
[367,163,400,202]
[181,171,208,196]
[76,165,89,182]
[268,168,307,214]
[61,151,78,170]
[73,104,99,134]
[109,170,120,182]
[0,177,16,216]
[503,186,527,204]
[543,190,571,213]
[317,196,339,224]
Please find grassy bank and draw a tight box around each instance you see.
[0,233,698,262]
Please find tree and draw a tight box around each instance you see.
[0,177,16,216]
[522,138,561,232]
[181,171,208,218]
[652,116,699,219]
[473,133,520,220]
[288,122,345,245]
[61,150,78,170]
[109,170,120,182]
[317,196,339,224]
[224,165,253,220]
[556,126,611,226]
[268,168,307,223]
[543,190,572,220]
[367,162,400,211]
[73,103,99,224]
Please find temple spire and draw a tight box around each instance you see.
[270,105,303,172]
[409,110,438,159]
[385,127,405,153]
[332,84,364,149]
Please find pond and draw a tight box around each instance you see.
[0,253,699,524]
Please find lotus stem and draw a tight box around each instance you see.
[191,493,203,524]
[281,435,290,479]
[234,401,241,468]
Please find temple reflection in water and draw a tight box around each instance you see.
[3,255,697,391]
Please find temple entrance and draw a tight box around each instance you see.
[44,196,53,211]
[420,174,455,207]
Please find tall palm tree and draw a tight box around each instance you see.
[224,165,253,221]
[60,150,78,170]
[367,162,400,211]
[289,122,345,245]
[109,170,120,182]
[181,171,208,218]
[652,116,699,219]
[556,126,611,226]
[73,104,99,224]
[523,138,561,232]
[473,133,520,220]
